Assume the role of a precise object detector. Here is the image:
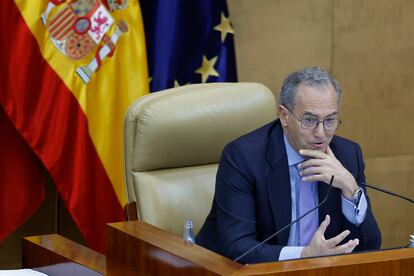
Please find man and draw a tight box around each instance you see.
[196,67,381,264]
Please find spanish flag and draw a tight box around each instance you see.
[0,0,149,252]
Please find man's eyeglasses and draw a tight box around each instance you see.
[285,106,341,131]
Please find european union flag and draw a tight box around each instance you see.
[140,0,238,92]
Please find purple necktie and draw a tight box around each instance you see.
[297,166,318,246]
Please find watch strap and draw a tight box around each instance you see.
[350,186,363,205]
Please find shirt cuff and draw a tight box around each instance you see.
[341,191,367,225]
[279,246,304,261]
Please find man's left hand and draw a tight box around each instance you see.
[298,146,357,198]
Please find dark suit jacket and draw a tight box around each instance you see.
[196,119,381,264]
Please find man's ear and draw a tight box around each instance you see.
[278,105,289,126]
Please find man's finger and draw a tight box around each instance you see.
[302,173,331,184]
[299,149,328,159]
[330,238,359,255]
[300,166,326,177]
[316,215,330,235]
[298,159,325,170]
[343,239,359,254]
[326,230,351,247]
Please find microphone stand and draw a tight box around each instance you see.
[361,183,414,204]
[361,182,414,248]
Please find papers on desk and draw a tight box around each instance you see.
[0,270,47,276]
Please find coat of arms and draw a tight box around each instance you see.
[41,0,129,84]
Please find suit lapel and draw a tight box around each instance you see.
[266,122,292,245]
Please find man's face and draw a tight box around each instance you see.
[279,83,339,153]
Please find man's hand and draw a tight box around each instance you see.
[301,215,359,258]
[298,146,357,198]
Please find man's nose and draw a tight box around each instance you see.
[313,122,326,137]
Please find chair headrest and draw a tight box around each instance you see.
[124,82,276,172]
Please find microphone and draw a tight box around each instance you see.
[233,175,335,262]
[361,183,414,204]
[361,182,413,248]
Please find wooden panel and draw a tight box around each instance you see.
[106,221,241,276]
[333,0,414,157]
[235,248,414,275]
[22,234,105,274]
[364,155,414,249]
[228,0,332,95]
[332,0,414,251]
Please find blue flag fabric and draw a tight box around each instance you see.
[140,0,238,92]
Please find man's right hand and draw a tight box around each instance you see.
[301,215,359,258]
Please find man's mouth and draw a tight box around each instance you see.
[311,142,325,149]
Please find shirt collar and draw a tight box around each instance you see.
[283,134,304,166]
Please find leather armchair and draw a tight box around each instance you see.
[124,83,276,237]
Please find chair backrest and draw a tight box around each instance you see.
[124,82,276,236]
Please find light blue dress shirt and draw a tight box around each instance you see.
[279,135,368,260]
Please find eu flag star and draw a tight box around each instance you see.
[214,12,234,42]
[195,55,220,83]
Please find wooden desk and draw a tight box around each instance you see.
[106,221,414,276]
[22,223,414,275]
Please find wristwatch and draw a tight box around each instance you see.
[350,186,363,204]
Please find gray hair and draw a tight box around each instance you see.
[278,67,341,109]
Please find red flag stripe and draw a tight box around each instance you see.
[0,107,45,241]
[49,6,72,27]
[0,0,124,253]
[52,20,75,41]
[50,17,75,39]
[49,8,76,40]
